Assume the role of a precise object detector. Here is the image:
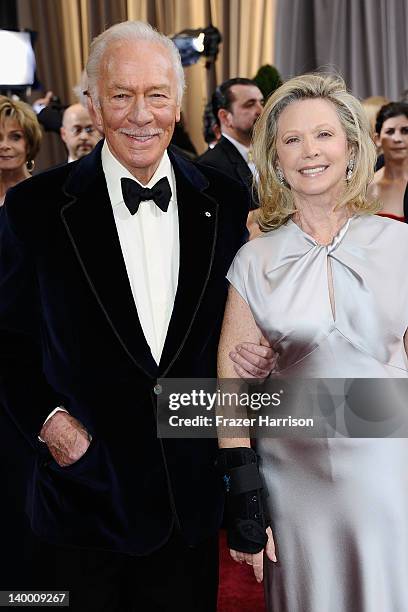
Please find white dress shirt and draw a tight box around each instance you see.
[221,132,257,177]
[102,140,179,364]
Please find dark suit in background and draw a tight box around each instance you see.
[199,136,258,209]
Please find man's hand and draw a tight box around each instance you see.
[40,412,91,467]
[246,210,262,240]
[34,90,54,108]
[229,335,278,380]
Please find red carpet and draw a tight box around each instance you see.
[218,530,266,612]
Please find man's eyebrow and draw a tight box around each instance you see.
[108,83,171,92]
[145,84,171,92]
[109,83,133,91]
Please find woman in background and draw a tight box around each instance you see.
[368,101,408,222]
[0,95,42,206]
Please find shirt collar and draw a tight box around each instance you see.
[101,140,174,207]
[221,132,250,163]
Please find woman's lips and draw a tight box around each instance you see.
[298,165,328,176]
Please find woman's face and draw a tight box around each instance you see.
[276,98,350,203]
[376,114,408,162]
[0,118,28,172]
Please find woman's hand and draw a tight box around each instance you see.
[230,527,277,582]
[229,336,278,381]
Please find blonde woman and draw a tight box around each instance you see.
[218,74,408,612]
[0,96,42,205]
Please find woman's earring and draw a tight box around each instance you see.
[346,158,355,181]
[276,167,285,185]
[26,159,35,172]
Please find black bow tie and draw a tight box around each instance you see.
[121,176,172,215]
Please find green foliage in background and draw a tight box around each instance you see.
[253,64,283,100]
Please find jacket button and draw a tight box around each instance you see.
[153,384,162,395]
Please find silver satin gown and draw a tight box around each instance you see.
[227,214,408,612]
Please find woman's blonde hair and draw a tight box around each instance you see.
[252,73,379,231]
[0,95,42,161]
[361,95,389,138]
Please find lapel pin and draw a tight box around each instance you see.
[205,211,211,217]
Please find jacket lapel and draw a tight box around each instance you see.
[60,144,158,378]
[220,137,253,187]
[159,153,219,375]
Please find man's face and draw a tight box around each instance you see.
[89,40,181,184]
[223,84,264,143]
[60,105,100,160]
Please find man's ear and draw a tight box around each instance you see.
[218,108,231,128]
[60,127,67,145]
[175,105,181,123]
[88,96,104,133]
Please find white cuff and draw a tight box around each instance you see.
[32,102,46,114]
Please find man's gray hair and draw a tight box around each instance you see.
[86,21,185,105]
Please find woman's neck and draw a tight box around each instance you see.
[0,167,30,200]
[382,157,408,181]
[292,196,351,245]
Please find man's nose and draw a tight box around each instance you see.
[254,101,263,117]
[128,98,154,124]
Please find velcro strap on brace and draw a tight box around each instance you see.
[225,462,263,495]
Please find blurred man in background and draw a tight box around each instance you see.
[199,77,263,203]
[60,103,100,162]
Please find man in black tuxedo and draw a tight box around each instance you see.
[0,21,273,612]
[199,77,264,208]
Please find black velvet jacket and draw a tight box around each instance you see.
[0,141,249,554]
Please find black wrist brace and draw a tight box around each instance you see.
[216,447,270,554]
